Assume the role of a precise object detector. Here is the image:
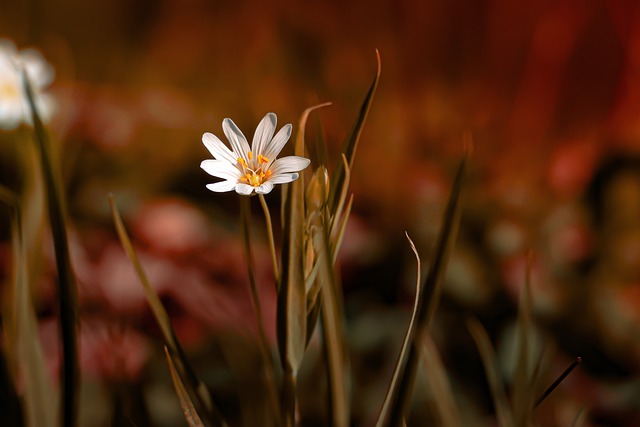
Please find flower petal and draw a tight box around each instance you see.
[251,113,276,156]
[206,180,237,192]
[255,181,275,194]
[202,132,236,163]
[235,183,255,196]
[223,118,250,160]
[270,156,311,174]
[263,123,292,161]
[200,159,241,180]
[269,172,299,184]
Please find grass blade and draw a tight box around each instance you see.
[164,347,205,427]
[109,195,227,427]
[278,104,328,426]
[467,318,514,427]
[534,357,582,409]
[376,155,467,427]
[2,188,56,427]
[22,69,78,427]
[239,197,282,424]
[328,50,381,213]
[375,233,423,427]
[420,334,461,427]
[318,222,350,427]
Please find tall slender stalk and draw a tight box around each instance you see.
[23,70,79,427]
[240,197,282,425]
[259,193,280,284]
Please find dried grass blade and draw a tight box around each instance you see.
[109,195,226,427]
[164,347,206,427]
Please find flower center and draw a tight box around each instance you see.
[238,151,272,187]
[0,81,19,100]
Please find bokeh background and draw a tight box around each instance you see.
[2,0,640,425]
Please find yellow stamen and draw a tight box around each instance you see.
[258,154,269,164]
[248,151,253,160]
[238,157,247,167]
[238,168,273,187]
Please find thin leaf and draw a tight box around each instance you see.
[328,50,381,212]
[420,334,461,427]
[330,154,350,231]
[109,195,227,427]
[278,104,328,427]
[376,155,467,427]
[22,69,78,427]
[534,357,582,409]
[318,223,350,427]
[1,188,56,427]
[164,347,205,427]
[278,103,330,373]
[331,194,353,265]
[467,318,514,427]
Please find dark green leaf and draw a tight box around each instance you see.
[328,50,380,213]
[23,70,78,427]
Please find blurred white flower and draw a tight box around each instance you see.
[0,39,55,130]
[201,112,310,195]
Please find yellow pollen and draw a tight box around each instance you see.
[0,82,19,99]
[248,151,253,160]
[258,154,269,164]
[239,168,272,187]
[238,157,247,167]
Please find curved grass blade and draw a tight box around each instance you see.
[109,195,227,427]
[328,50,381,212]
[22,69,78,427]
[420,334,461,427]
[164,347,205,427]
[376,156,467,427]
[467,318,514,427]
[375,233,423,427]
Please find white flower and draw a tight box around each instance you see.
[0,39,55,130]
[201,113,310,195]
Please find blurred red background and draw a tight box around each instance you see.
[2,0,640,426]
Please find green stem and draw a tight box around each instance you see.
[281,367,297,427]
[240,197,282,425]
[259,193,280,284]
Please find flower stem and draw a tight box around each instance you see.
[240,197,282,425]
[259,193,280,284]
